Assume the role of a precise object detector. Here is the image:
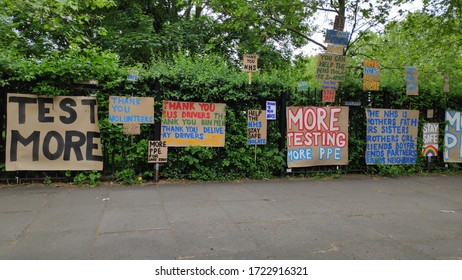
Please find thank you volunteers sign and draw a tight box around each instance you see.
[109,96,154,123]
[6,93,103,171]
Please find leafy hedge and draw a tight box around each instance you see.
[1,50,461,183]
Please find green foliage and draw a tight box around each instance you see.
[331,170,342,179]
[115,168,138,185]
[1,3,462,183]
[312,172,327,179]
[370,163,422,177]
[43,175,52,186]
[73,171,102,187]
[73,173,88,186]
[88,171,102,187]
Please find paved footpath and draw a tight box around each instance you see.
[0,174,461,260]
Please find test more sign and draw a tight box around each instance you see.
[6,93,103,171]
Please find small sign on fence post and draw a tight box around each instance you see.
[148,140,168,182]
[243,54,258,85]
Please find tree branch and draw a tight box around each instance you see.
[268,15,326,50]
[317,7,338,13]
[345,0,360,54]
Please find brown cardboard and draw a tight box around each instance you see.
[161,101,226,147]
[247,110,267,145]
[109,96,154,123]
[6,93,103,171]
[148,141,168,163]
[123,123,141,135]
[243,54,258,72]
[315,53,347,81]
[286,106,349,167]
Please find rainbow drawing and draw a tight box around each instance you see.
[422,145,439,157]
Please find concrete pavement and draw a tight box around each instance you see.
[0,174,461,259]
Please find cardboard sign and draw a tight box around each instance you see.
[298,81,309,92]
[444,74,449,93]
[266,101,276,120]
[109,96,154,123]
[247,110,267,145]
[286,106,349,167]
[405,66,419,95]
[344,101,361,106]
[422,123,439,157]
[365,109,419,165]
[334,15,346,31]
[363,59,380,91]
[324,29,349,45]
[6,93,103,171]
[322,90,336,103]
[243,54,258,72]
[427,109,434,119]
[148,141,168,163]
[123,123,141,135]
[161,101,226,147]
[315,53,347,81]
[127,70,139,82]
[76,80,99,85]
[444,111,462,162]
[322,80,338,90]
[326,44,344,55]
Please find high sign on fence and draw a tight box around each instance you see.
[123,123,141,135]
[298,81,309,92]
[161,101,226,147]
[324,29,349,45]
[405,66,419,96]
[109,96,154,123]
[333,15,346,31]
[266,101,276,120]
[326,44,343,55]
[444,74,449,93]
[363,59,380,91]
[315,53,347,81]
[286,106,349,167]
[243,54,258,72]
[322,80,338,90]
[6,93,103,171]
[322,90,336,103]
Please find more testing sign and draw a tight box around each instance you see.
[286,106,349,167]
